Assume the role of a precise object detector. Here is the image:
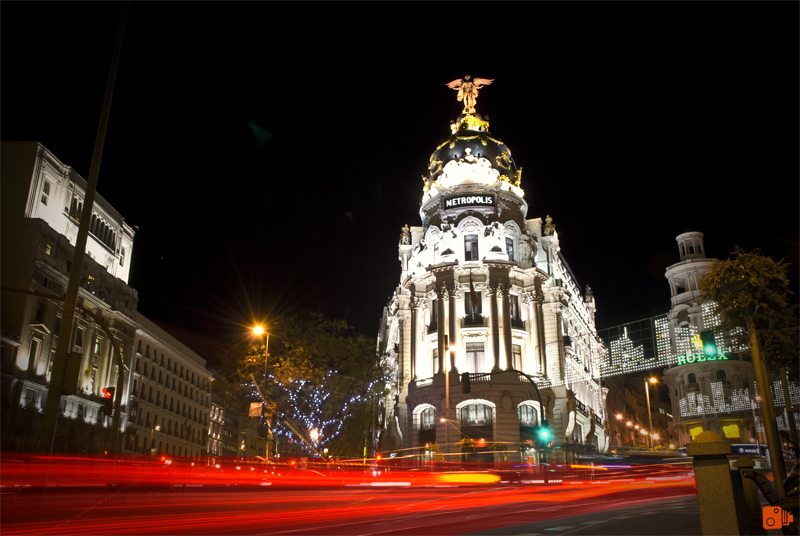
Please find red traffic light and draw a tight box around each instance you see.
[102,387,115,399]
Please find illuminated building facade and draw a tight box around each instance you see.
[660,232,759,446]
[0,141,212,456]
[377,89,609,462]
[126,316,213,457]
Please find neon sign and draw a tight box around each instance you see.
[676,352,727,365]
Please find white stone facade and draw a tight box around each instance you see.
[661,232,758,446]
[1,141,211,457]
[377,113,609,462]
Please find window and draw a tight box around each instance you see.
[688,373,697,384]
[465,343,485,373]
[46,244,52,256]
[519,405,537,426]
[94,337,101,355]
[512,345,522,370]
[120,247,125,267]
[421,407,435,430]
[461,403,492,425]
[464,290,482,324]
[41,180,50,205]
[432,349,439,374]
[47,350,55,382]
[29,339,41,364]
[506,238,514,261]
[429,298,438,331]
[716,370,726,380]
[573,422,584,444]
[464,235,479,261]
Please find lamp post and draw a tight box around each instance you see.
[150,424,160,455]
[645,377,657,449]
[253,326,270,460]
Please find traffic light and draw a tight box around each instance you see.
[699,330,717,358]
[101,386,115,415]
[535,421,553,448]
[461,372,471,394]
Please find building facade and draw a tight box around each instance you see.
[125,315,213,457]
[377,89,609,462]
[660,232,759,446]
[0,141,211,457]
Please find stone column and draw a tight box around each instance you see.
[410,299,420,381]
[487,283,500,372]
[687,431,742,535]
[437,286,447,375]
[500,283,512,371]
[448,282,458,373]
[523,292,536,374]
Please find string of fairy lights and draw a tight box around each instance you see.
[246,370,391,456]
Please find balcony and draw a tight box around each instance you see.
[687,383,700,392]
[463,314,484,327]
[427,321,438,335]
[510,317,525,329]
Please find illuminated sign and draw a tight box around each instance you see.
[723,424,741,438]
[443,194,494,209]
[676,351,728,366]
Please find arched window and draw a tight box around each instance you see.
[461,403,492,425]
[716,370,726,380]
[518,404,537,426]
[688,373,697,384]
[421,407,435,430]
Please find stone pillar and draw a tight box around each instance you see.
[500,284,512,371]
[488,283,500,372]
[437,286,446,375]
[448,283,458,374]
[523,292,536,374]
[410,299,421,381]
[686,431,741,535]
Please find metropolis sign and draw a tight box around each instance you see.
[443,194,495,209]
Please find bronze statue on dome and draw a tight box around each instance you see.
[446,75,494,114]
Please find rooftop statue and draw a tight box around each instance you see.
[446,75,494,115]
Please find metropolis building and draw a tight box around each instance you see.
[377,80,609,462]
[1,141,213,457]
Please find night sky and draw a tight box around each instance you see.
[3,3,798,357]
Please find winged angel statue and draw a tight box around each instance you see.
[446,75,494,114]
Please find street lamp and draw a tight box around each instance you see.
[309,428,319,442]
[644,377,657,449]
[150,424,160,455]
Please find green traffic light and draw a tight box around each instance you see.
[540,429,550,439]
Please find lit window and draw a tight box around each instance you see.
[464,235,479,261]
[519,404,537,426]
[461,403,492,425]
[45,244,52,256]
[465,343,485,373]
[421,407,435,430]
[41,181,50,205]
[506,238,514,261]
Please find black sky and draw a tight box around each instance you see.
[3,3,798,354]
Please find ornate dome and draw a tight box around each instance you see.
[426,114,521,190]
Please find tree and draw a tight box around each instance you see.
[215,312,390,459]
[698,247,798,367]
[699,247,798,490]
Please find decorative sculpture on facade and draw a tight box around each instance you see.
[446,75,494,115]
[544,215,556,236]
[400,224,411,245]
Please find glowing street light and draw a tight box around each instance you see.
[616,414,623,420]
[626,421,632,427]
[309,428,319,442]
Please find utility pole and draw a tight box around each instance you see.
[37,2,129,454]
